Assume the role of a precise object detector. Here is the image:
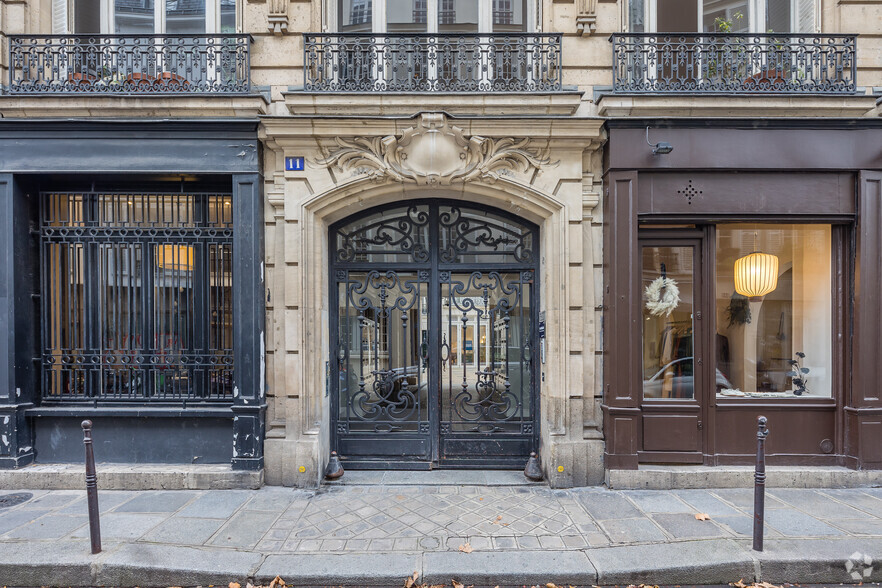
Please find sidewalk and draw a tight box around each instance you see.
[1,474,881,587]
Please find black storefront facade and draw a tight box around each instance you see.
[603,119,882,472]
[0,119,265,471]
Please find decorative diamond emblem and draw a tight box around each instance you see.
[677,180,703,205]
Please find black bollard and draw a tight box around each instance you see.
[752,416,769,552]
[81,420,101,554]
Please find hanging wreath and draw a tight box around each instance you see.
[644,277,680,317]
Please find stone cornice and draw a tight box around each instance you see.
[0,95,269,119]
[284,91,585,117]
[260,113,606,147]
[596,94,878,118]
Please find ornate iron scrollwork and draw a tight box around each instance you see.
[304,33,562,93]
[611,33,857,95]
[331,201,537,464]
[8,34,252,95]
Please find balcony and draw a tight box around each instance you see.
[7,34,251,95]
[610,33,857,95]
[302,33,563,93]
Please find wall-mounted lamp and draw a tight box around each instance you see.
[646,127,673,155]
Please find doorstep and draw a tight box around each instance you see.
[0,463,263,491]
[606,465,882,490]
[323,469,544,487]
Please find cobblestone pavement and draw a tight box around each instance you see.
[1,479,881,555]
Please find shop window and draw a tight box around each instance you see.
[715,224,832,399]
[628,0,817,33]
[40,192,234,404]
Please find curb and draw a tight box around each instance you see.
[1,537,880,587]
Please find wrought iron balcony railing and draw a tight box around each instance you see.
[611,33,857,94]
[7,34,251,95]
[303,33,562,92]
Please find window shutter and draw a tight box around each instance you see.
[795,0,817,32]
[52,0,69,34]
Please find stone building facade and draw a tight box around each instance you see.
[0,0,881,489]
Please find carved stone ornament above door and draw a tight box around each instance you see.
[314,113,556,186]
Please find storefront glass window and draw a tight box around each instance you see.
[715,224,832,399]
[642,246,696,400]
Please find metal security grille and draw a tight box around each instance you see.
[331,200,539,468]
[40,192,234,404]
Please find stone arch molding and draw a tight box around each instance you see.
[313,113,559,186]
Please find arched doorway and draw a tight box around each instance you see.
[330,199,539,468]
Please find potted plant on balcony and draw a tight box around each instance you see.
[705,12,748,87]
[743,31,790,91]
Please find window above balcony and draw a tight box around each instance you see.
[335,0,535,34]
[4,0,253,98]
[628,0,818,35]
[54,0,236,35]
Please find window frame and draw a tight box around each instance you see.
[82,0,236,35]
[632,0,819,33]
[331,0,538,34]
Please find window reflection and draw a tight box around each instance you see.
[715,225,832,398]
[642,246,697,400]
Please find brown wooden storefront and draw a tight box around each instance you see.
[602,119,882,471]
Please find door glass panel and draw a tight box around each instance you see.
[702,0,748,32]
[167,0,206,34]
[338,0,373,32]
[337,271,428,433]
[438,0,478,32]
[642,246,696,400]
[715,224,832,398]
[220,0,236,33]
[438,205,534,265]
[387,0,429,32]
[115,0,155,33]
[441,271,532,434]
[493,0,528,32]
[334,205,430,264]
[657,0,698,32]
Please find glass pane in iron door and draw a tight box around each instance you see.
[439,270,534,463]
[336,270,431,460]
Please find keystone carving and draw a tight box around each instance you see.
[576,0,598,35]
[315,113,555,186]
[267,0,288,34]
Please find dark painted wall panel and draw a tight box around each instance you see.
[34,417,232,463]
[637,172,855,216]
[607,126,882,172]
[0,121,259,174]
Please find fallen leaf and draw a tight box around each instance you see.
[397,495,406,500]
[694,513,711,521]
[405,571,419,588]
[458,543,473,553]
[452,581,464,588]
[547,584,559,588]
[229,583,241,588]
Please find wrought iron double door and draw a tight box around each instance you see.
[331,201,538,468]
